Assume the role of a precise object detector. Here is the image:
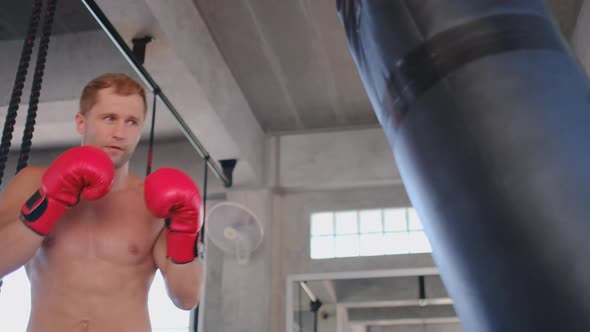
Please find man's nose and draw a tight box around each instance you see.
[112,121,126,140]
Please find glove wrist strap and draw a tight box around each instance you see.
[20,188,68,236]
[166,231,199,264]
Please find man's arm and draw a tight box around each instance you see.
[0,167,46,278]
[144,167,206,311]
[152,228,204,310]
[0,146,115,279]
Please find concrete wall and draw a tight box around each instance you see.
[318,304,338,332]
[271,186,437,332]
[276,129,401,190]
[267,130,438,332]
[200,189,273,332]
[198,129,439,332]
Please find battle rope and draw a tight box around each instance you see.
[17,0,58,173]
[0,0,43,187]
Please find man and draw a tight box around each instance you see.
[0,73,204,331]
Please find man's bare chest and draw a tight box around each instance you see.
[40,192,163,265]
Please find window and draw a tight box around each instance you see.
[310,207,432,259]
[0,267,190,331]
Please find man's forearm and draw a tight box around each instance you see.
[0,219,44,278]
[162,258,204,310]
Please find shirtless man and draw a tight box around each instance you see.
[0,73,204,331]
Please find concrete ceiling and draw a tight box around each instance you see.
[192,0,377,133]
[193,0,583,133]
[0,0,99,41]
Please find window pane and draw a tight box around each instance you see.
[334,235,359,257]
[310,207,432,260]
[335,211,358,235]
[311,236,335,259]
[311,212,334,236]
[408,231,432,253]
[383,232,410,254]
[359,209,382,234]
[408,208,423,231]
[359,234,384,256]
[384,208,407,232]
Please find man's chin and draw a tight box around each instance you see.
[109,154,130,169]
[114,159,130,169]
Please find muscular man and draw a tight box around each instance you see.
[0,73,204,331]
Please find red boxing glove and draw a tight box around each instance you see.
[144,168,202,264]
[20,146,115,236]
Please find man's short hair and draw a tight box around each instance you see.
[79,73,147,115]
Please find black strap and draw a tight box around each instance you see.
[389,14,564,113]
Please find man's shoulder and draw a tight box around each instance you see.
[19,165,47,176]
[13,166,46,185]
[13,165,46,182]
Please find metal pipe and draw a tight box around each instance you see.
[80,0,231,187]
[299,281,317,302]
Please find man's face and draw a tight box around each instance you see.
[76,88,145,169]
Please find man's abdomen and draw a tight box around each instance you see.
[26,230,158,331]
[27,261,155,332]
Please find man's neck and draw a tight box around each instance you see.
[112,164,130,191]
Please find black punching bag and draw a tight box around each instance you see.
[337,1,590,331]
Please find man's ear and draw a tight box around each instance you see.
[75,112,85,136]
